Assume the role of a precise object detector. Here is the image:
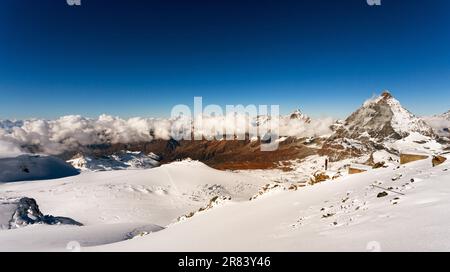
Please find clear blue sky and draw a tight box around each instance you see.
[0,0,449,119]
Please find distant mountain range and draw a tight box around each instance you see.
[67,151,160,171]
[1,91,449,170]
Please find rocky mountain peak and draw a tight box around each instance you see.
[289,109,311,123]
[334,91,435,140]
[380,90,393,100]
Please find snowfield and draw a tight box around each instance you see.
[90,156,450,252]
[1,155,449,252]
[0,160,266,251]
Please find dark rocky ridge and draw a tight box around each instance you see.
[8,197,83,229]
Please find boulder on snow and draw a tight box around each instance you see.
[377,191,389,198]
[372,161,386,169]
[2,197,82,229]
[309,171,330,185]
[400,153,429,165]
[348,164,372,175]
[0,155,79,182]
[432,155,447,167]
[125,224,165,239]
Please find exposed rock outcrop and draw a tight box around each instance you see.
[1,197,83,229]
[432,155,447,167]
[400,153,429,165]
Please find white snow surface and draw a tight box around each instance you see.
[0,160,266,251]
[384,132,443,155]
[1,155,449,251]
[91,156,450,252]
[384,96,433,136]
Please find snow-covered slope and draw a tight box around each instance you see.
[91,155,450,252]
[67,151,160,171]
[0,154,79,183]
[0,160,266,251]
[1,153,449,251]
[0,223,164,252]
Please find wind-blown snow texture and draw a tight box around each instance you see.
[93,157,450,252]
[0,160,267,251]
[0,156,449,251]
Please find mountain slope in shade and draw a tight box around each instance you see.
[0,155,79,183]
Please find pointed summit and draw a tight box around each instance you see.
[335,91,435,140]
[289,108,311,123]
[380,90,392,99]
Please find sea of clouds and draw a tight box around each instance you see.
[0,114,335,155]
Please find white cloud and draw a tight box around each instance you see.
[0,140,24,158]
[0,114,334,155]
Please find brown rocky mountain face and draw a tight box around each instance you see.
[59,137,321,170]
